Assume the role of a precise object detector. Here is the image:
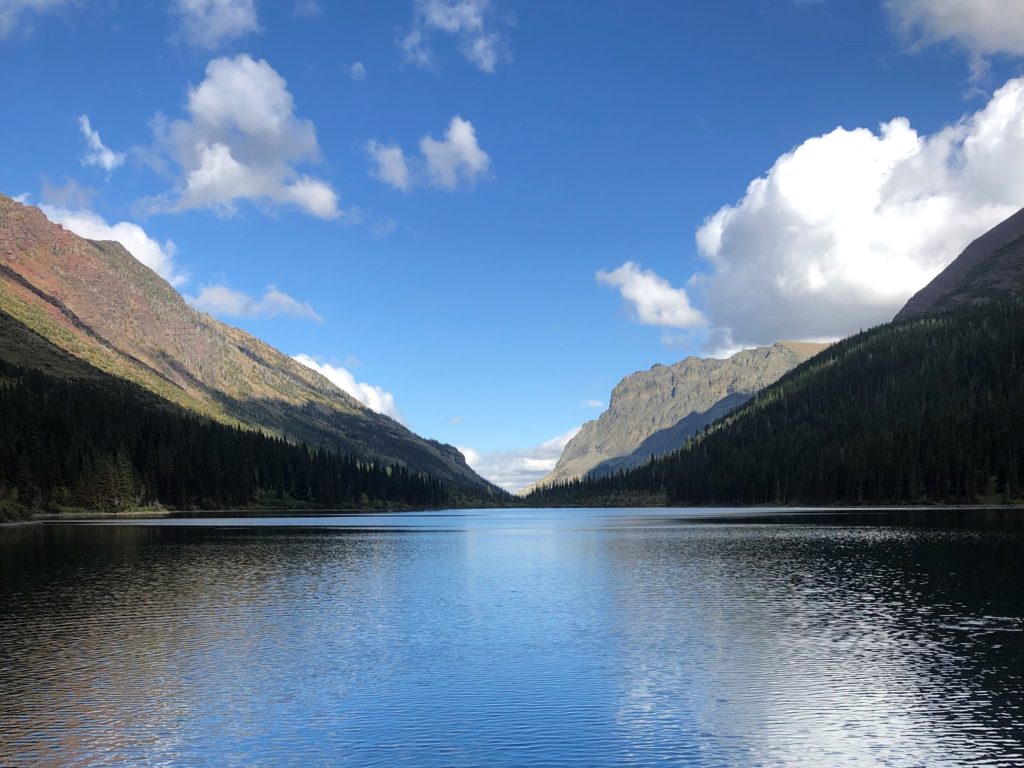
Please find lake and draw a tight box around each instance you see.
[1,508,1023,766]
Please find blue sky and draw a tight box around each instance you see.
[3,0,1024,489]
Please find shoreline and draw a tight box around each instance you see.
[5,502,1024,528]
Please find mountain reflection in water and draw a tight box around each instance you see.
[1,508,1022,766]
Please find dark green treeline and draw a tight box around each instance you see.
[526,299,1024,507]
[0,358,489,518]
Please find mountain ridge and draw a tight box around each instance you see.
[0,193,492,492]
[896,205,1024,320]
[522,340,829,494]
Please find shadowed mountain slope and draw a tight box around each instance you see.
[896,206,1024,321]
[525,297,1024,507]
[523,341,828,493]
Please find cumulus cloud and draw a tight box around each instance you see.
[605,77,1024,351]
[348,61,366,81]
[366,116,489,192]
[39,204,186,286]
[171,0,258,49]
[78,115,124,174]
[886,0,1024,81]
[399,0,506,73]
[455,444,480,465]
[420,116,490,189]
[597,262,707,330]
[187,284,322,322]
[365,140,411,191]
[292,354,402,421]
[458,426,581,492]
[0,0,73,38]
[147,54,341,219]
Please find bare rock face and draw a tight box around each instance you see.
[896,206,1024,321]
[523,341,828,493]
[0,194,490,490]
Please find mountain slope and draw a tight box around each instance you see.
[896,206,1024,321]
[0,194,490,491]
[525,341,827,492]
[525,298,1024,507]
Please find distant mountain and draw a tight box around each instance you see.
[0,194,492,493]
[525,297,1024,507]
[896,206,1024,321]
[523,341,828,493]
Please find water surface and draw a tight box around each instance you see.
[1,508,1023,766]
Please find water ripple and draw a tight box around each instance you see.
[0,512,1022,766]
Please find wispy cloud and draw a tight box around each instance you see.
[885,0,1024,85]
[348,61,366,81]
[78,115,125,175]
[399,0,508,73]
[457,426,581,492]
[367,115,490,192]
[171,0,259,49]
[188,284,322,322]
[0,0,75,39]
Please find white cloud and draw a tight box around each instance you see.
[188,284,322,322]
[348,61,366,81]
[400,0,506,73]
[618,77,1024,351]
[0,0,73,38]
[455,444,480,465]
[12,192,31,203]
[370,216,398,238]
[367,116,489,192]
[459,426,581,492]
[581,399,605,409]
[365,140,411,191]
[886,0,1024,81]
[171,0,258,50]
[292,354,402,421]
[78,115,124,174]
[148,54,341,219]
[420,116,490,189]
[41,177,96,208]
[39,205,186,287]
[292,0,322,18]
[597,261,707,329]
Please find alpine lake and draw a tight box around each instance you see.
[1,507,1022,767]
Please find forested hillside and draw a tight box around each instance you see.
[0,194,491,491]
[0,358,505,521]
[525,299,1024,507]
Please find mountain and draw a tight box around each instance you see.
[525,299,1024,507]
[524,341,828,493]
[0,194,492,492]
[896,206,1024,321]
[0,354,456,520]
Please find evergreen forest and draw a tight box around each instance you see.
[525,299,1024,507]
[0,357,501,520]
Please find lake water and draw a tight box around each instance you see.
[1,508,1023,767]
